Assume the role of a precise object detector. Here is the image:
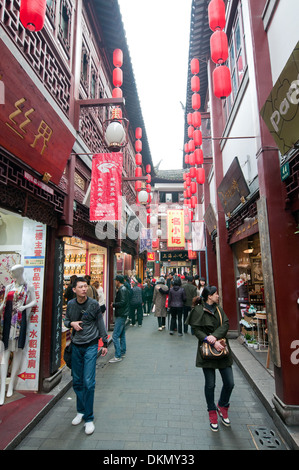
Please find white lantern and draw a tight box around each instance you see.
[138,190,149,203]
[156,228,162,237]
[105,121,125,152]
[150,215,158,225]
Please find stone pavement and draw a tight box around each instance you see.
[14,313,295,451]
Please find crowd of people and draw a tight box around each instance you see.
[63,270,234,435]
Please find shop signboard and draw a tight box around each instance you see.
[167,209,185,248]
[187,241,197,260]
[0,39,75,185]
[50,239,65,374]
[204,203,217,235]
[160,251,189,262]
[90,153,123,222]
[18,219,46,391]
[191,220,206,251]
[260,41,299,156]
[217,157,250,216]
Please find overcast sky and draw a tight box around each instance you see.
[118,0,192,171]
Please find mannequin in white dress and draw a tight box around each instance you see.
[0,265,37,405]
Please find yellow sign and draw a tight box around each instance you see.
[167,210,185,248]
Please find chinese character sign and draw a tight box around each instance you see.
[90,153,123,222]
[18,219,46,391]
[167,210,185,248]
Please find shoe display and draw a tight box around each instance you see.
[109,357,122,363]
[217,404,231,426]
[85,422,95,435]
[72,413,84,425]
[208,410,219,432]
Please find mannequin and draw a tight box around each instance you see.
[0,264,37,405]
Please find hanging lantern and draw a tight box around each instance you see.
[196,167,205,184]
[191,75,200,92]
[192,111,202,128]
[192,92,201,110]
[210,30,228,64]
[194,148,204,165]
[186,187,191,198]
[147,215,151,225]
[184,143,189,153]
[189,211,194,221]
[146,174,151,183]
[150,215,158,225]
[135,127,142,139]
[188,126,194,139]
[146,164,151,174]
[20,0,47,32]
[138,190,149,203]
[189,153,195,166]
[191,181,197,194]
[186,175,191,186]
[105,120,125,151]
[113,67,123,88]
[147,206,151,214]
[112,87,123,98]
[183,173,187,181]
[190,166,196,178]
[185,154,190,165]
[135,140,142,153]
[191,196,197,208]
[187,113,193,125]
[135,180,142,191]
[188,139,195,152]
[135,153,142,166]
[146,184,151,193]
[213,65,232,99]
[184,190,187,199]
[194,129,202,147]
[208,0,226,32]
[184,181,188,190]
[113,49,123,67]
[190,58,200,75]
[135,167,142,178]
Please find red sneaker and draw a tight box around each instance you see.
[217,404,231,426]
[208,410,218,432]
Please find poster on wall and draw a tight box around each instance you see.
[17,219,46,391]
[90,153,123,222]
[167,210,185,248]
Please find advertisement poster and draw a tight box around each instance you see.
[18,219,46,391]
[167,210,185,248]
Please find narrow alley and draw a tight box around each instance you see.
[15,314,288,451]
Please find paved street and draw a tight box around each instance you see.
[16,313,287,451]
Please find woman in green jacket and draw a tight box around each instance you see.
[186,286,234,432]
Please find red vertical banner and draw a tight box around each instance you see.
[90,153,123,221]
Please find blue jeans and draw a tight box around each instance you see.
[71,342,98,422]
[202,366,234,411]
[112,316,126,358]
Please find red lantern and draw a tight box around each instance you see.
[194,148,204,165]
[135,153,142,166]
[208,0,226,31]
[135,127,142,139]
[188,125,194,138]
[113,67,123,87]
[20,0,47,31]
[210,30,228,64]
[146,164,151,174]
[184,182,187,190]
[147,215,151,224]
[191,75,200,92]
[135,140,142,153]
[189,153,195,166]
[191,181,197,194]
[147,207,151,214]
[184,190,187,199]
[185,154,190,165]
[188,139,195,152]
[184,143,189,153]
[112,87,123,98]
[135,167,142,178]
[146,184,151,193]
[186,175,191,186]
[192,111,202,128]
[183,173,187,181]
[190,58,200,75]
[186,187,191,198]
[191,196,197,208]
[146,174,151,183]
[194,129,202,147]
[213,66,232,99]
[192,93,201,110]
[190,167,196,178]
[113,49,123,67]
[187,113,193,125]
[189,211,194,221]
[196,168,205,184]
[135,180,142,191]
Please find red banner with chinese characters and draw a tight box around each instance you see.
[90,153,123,221]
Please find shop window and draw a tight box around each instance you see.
[224,1,247,120]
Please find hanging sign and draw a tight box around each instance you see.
[167,209,185,248]
[187,241,198,259]
[217,157,250,216]
[90,153,123,221]
[191,220,206,251]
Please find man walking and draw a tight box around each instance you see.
[182,276,197,333]
[110,275,129,363]
[64,277,108,435]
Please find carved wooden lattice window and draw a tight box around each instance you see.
[58,0,72,55]
[81,42,90,93]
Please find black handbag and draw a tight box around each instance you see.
[200,307,230,360]
[63,342,72,369]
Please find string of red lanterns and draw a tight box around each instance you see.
[20,0,47,32]
[208,0,232,99]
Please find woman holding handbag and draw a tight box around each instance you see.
[185,286,234,432]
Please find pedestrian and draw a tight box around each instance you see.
[152,277,168,330]
[185,286,234,432]
[142,278,154,315]
[130,281,143,327]
[64,275,77,303]
[198,277,206,297]
[92,280,105,313]
[64,277,108,435]
[109,275,129,363]
[84,275,99,301]
[182,276,197,333]
[168,277,186,336]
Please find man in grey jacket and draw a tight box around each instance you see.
[64,277,108,435]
